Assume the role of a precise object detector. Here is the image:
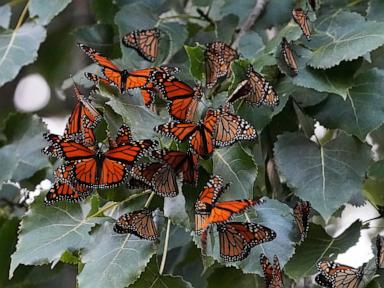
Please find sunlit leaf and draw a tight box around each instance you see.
[29,0,72,25]
[0,23,46,87]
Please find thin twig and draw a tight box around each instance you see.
[232,0,269,48]
[159,218,171,275]
[144,192,155,208]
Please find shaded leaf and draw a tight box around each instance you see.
[308,12,384,69]
[158,21,188,62]
[0,4,11,29]
[367,0,384,21]
[0,114,50,186]
[216,15,238,44]
[206,266,264,288]
[284,221,361,280]
[185,44,205,81]
[78,222,157,288]
[0,23,46,87]
[10,197,103,277]
[164,188,190,228]
[313,69,384,141]
[0,218,19,286]
[274,132,371,219]
[238,31,264,60]
[29,0,72,25]
[212,144,257,199]
[131,256,193,288]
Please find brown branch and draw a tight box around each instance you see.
[232,0,269,48]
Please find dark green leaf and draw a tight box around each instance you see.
[185,44,205,81]
[0,218,19,286]
[206,266,263,288]
[238,31,264,60]
[284,221,362,279]
[308,12,384,69]
[274,132,371,219]
[0,23,46,87]
[313,69,384,141]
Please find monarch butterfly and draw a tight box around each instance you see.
[122,28,160,62]
[63,83,102,146]
[43,125,157,188]
[293,201,311,243]
[315,261,365,288]
[227,66,279,107]
[151,149,199,185]
[377,235,384,269]
[114,209,158,240]
[78,43,176,95]
[194,175,261,234]
[292,8,311,40]
[216,222,276,262]
[162,79,202,122]
[129,162,178,197]
[260,254,284,288]
[205,41,239,88]
[281,37,298,75]
[154,106,257,159]
[44,164,93,204]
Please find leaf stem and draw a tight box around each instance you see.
[87,189,151,219]
[15,0,29,30]
[144,192,155,208]
[159,218,171,275]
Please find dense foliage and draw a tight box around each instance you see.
[1,0,384,287]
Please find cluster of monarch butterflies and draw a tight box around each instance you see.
[40,1,374,286]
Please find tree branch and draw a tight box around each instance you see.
[232,0,269,48]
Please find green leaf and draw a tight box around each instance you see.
[131,256,193,288]
[364,160,384,206]
[252,0,295,30]
[0,114,50,185]
[9,197,103,277]
[212,144,257,199]
[91,0,118,25]
[312,69,384,141]
[216,14,239,44]
[204,199,296,275]
[105,92,167,139]
[164,189,190,227]
[238,31,265,60]
[206,266,264,288]
[291,47,356,99]
[284,221,361,280]
[220,0,254,24]
[158,21,188,62]
[0,218,19,286]
[78,222,157,288]
[29,0,72,26]
[0,4,11,29]
[0,23,46,87]
[367,0,384,21]
[185,44,205,81]
[308,12,384,69]
[274,132,371,219]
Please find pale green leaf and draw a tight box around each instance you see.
[0,23,46,87]
[0,4,11,29]
[29,0,72,25]
[78,222,157,288]
[158,21,188,62]
[274,132,371,219]
[10,197,103,277]
[212,144,257,199]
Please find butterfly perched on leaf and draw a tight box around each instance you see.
[194,175,261,234]
[64,83,102,146]
[45,164,93,204]
[228,66,279,107]
[205,41,239,88]
[281,37,298,76]
[315,261,365,288]
[129,162,178,197]
[161,79,202,122]
[150,149,199,185]
[293,201,311,243]
[292,8,311,40]
[122,28,160,62]
[377,234,384,269]
[43,124,157,189]
[154,105,257,159]
[79,43,176,96]
[114,208,158,240]
[260,254,284,288]
[209,222,276,262]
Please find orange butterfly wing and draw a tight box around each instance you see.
[292,8,311,40]
[155,122,198,142]
[293,201,311,243]
[122,28,160,62]
[281,37,298,75]
[114,209,158,240]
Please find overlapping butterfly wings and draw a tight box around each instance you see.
[315,261,365,288]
